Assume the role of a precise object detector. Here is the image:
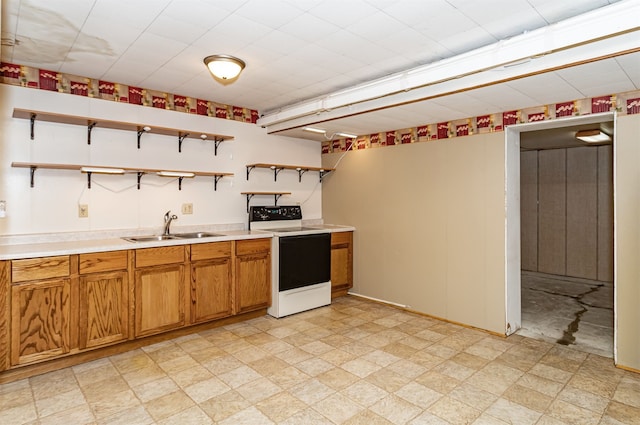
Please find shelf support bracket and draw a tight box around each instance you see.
[246,165,256,180]
[214,175,223,191]
[136,129,146,149]
[274,193,283,206]
[319,169,332,182]
[297,168,308,182]
[272,166,283,181]
[245,194,255,213]
[214,138,224,156]
[86,172,93,189]
[29,166,37,188]
[87,122,97,145]
[178,133,189,153]
[178,177,184,190]
[30,113,36,140]
[137,172,144,190]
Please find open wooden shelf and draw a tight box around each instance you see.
[246,163,334,182]
[13,108,234,154]
[12,162,233,191]
[241,191,292,212]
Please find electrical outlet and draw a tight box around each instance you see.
[181,203,193,214]
[78,204,89,218]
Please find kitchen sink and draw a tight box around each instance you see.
[122,235,177,242]
[172,232,223,239]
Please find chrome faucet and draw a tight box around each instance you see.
[163,210,178,235]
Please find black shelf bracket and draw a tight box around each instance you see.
[246,165,256,180]
[274,193,283,205]
[245,194,255,212]
[86,171,93,189]
[214,138,223,156]
[178,133,189,152]
[319,169,332,182]
[137,172,144,190]
[272,166,284,182]
[297,168,308,182]
[29,166,37,188]
[178,176,184,190]
[30,113,36,140]
[214,175,223,191]
[87,121,97,145]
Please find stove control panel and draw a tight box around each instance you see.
[249,205,302,222]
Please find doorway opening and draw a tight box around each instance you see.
[505,113,615,358]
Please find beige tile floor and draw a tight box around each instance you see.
[1,296,638,425]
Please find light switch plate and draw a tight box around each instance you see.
[182,203,193,214]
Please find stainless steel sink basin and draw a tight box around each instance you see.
[172,232,223,239]
[122,235,177,242]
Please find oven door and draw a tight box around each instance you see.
[278,233,330,292]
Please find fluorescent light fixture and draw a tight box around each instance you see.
[336,132,357,139]
[157,171,195,178]
[204,55,245,81]
[575,129,611,143]
[303,127,327,134]
[80,166,125,174]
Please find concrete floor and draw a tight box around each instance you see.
[518,271,614,358]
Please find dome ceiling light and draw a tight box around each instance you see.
[204,55,245,83]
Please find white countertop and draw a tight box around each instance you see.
[0,224,354,260]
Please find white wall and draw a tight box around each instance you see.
[0,84,322,236]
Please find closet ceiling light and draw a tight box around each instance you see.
[575,129,611,143]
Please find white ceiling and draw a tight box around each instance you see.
[1,0,638,142]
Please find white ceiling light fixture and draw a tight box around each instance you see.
[303,127,357,140]
[80,167,125,174]
[157,171,195,178]
[575,129,611,143]
[204,55,246,82]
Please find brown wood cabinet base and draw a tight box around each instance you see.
[0,308,266,384]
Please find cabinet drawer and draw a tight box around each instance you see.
[236,238,270,256]
[191,242,232,261]
[135,246,185,268]
[79,251,128,274]
[331,231,352,246]
[12,256,70,283]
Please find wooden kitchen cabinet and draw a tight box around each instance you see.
[331,231,353,298]
[235,238,271,314]
[134,246,187,338]
[10,256,72,366]
[78,251,129,350]
[190,242,233,323]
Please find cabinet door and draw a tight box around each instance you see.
[331,232,353,297]
[235,239,271,314]
[191,258,233,323]
[134,264,185,337]
[78,271,129,350]
[11,279,71,365]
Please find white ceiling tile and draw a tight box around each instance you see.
[146,15,209,45]
[234,0,306,29]
[308,0,379,28]
[89,0,172,30]
[277,12,342,43]
[159,0,235,29]
[555,57,635,97]
[615,52,640,89]
[314,30,395,65]
[527,0,619,23]
[506,72,585,104]
[466,85,539,111]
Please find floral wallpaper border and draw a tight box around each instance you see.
[0,62,259,124]
[322,90,640,154]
